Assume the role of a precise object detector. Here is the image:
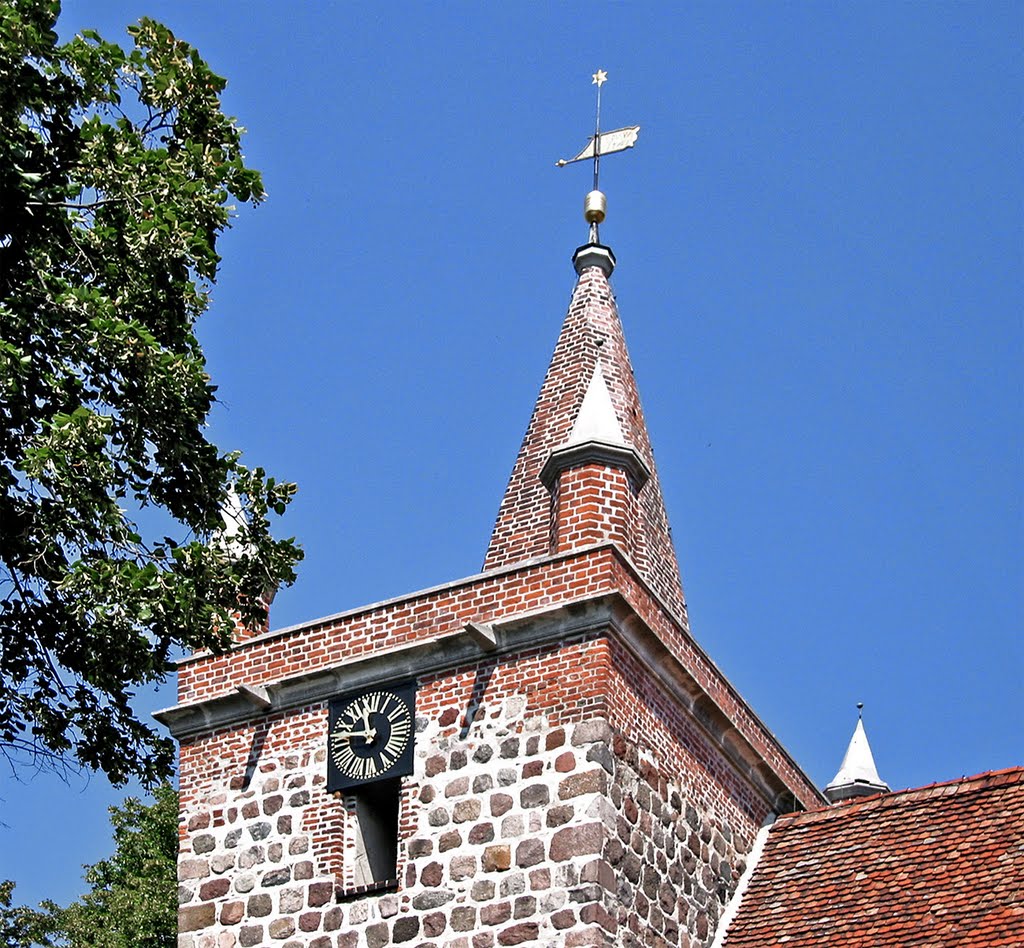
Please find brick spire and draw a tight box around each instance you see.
[483,245,688,625]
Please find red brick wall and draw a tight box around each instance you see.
[482,264,687,624]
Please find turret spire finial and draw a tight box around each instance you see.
[557,70,640,246]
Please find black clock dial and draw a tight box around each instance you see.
[327,683,415,790]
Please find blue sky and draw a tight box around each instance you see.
[2,0,1021,912]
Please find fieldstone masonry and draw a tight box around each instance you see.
[178,688,754,947]
[166,249,823,946]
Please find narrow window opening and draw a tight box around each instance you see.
[346,778,400,890]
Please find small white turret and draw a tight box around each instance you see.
[824,705,890,803]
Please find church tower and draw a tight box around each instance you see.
[161,76,823,948]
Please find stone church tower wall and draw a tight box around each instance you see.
[161,248,823,947]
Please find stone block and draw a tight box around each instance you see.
[198,878,230,900]
[550,823,604,861]
[238,926,264,947]
[299,911,321,932]
[498,922,540,945]
[473,744,494,764]
[480,901,512,926]
[412,889,454,910]
[556,752,576,773]
[546,728,567,750]
[261,868,290,886]
[522,760,543,778]
[516,838,545,868]
[514,895,537,918]
[472,878,495,900]
[407,836,433,857]
[247,893,272,917]
[546,804,575,827]
[428,806,450,827]
[451,906,477,930]
[420,861,443,886]
[581,858,617,892]
[365,923,389,948]
[580,903,616,932]
[218,899,243,925]
[179,904,215,932]
[529,867,551,890]
[424,911,447,937]
[499,872,525,897]
[559,769,607,800]
[450,854,477,880]
[551,908,576,929]
[587,743,615,774]
[490,793,513,816]
[392,916,420,942]
[571,719,612,747]
[473,773,494,793]
[178,858,210,881]
[453,799,482,823]
[279,887,303,913]
[446,776,470,798]
[210,853,235,874]
[469,821,495,844]
[307,881,334,907]
[248,822,271,841]
[439,829,463,852]
[268,917,295,939]
[520,784,549,808]
[483,845,512,872]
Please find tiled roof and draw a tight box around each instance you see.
[720,767,1024,947]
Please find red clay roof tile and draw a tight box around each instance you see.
[719,767,1024,947]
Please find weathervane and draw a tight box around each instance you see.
[557,69,641,244]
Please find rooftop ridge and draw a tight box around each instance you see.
[779,765,1024,827]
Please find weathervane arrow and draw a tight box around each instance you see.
[557,70,640,244]
[556,125,641,168]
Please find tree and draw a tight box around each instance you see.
[0,881,58,948]
[1,784,177,947]
[0,1,302,786]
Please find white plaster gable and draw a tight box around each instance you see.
[567,364,626,447]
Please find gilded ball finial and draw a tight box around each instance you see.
[584,189,607,224]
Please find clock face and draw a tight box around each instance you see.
[327,682,415,791]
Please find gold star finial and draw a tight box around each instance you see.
[592,69,608,87]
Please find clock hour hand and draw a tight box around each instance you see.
[360,701,377,746]
[333,726,377,744]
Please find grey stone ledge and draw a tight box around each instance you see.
[155,584,823,812]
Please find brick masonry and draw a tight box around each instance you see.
[169,253,823,946]
[482,264,686,625]
[176,633,766,947]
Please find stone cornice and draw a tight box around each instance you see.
[539,439,651,491]
[155,567,824,811]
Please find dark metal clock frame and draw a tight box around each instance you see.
[326,680,416,792]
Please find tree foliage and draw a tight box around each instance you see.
[0,0,301,785]
[1,784,177,947]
